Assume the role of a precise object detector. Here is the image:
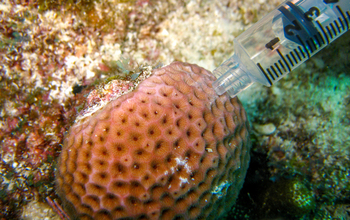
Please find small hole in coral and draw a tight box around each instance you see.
[115,164,124,173]
[144,175,149,180]
[135,122,140,126]
[116,131,121,136]
[137,150,143,155]
[152,163,158,170]
[93,184,103,190]
[130,197,137,205]
[129,108,134,112]
[99,136,104,142]
[186,131,191,137]
[143,113,148,118]
[156,143,162,150]
[188,114,193,119]
[122,118,126,123]
[174,140,179,148]
[133,136,138,141]
[107,194,115,199]
[81,173,88,181]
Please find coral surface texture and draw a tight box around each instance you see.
[56,61,251,220]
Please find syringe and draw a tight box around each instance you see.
[212,0,349,97]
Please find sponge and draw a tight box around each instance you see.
[56,61,251,220]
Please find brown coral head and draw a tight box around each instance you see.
[56,61,251,220]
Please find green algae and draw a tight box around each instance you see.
[259,178,316,218]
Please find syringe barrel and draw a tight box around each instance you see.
[213,0,350,97]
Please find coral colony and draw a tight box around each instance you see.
[56,62,251,219]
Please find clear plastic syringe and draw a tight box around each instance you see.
[212,0,349,97]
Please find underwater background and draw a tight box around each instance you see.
[0,0,349,219]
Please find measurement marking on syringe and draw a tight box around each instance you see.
[296,35,310,58]
[336,6,349,30]
[290,50,298,64]
[278,60,286,72]
[274,63,283,76]
[293,49,302,61]
[326,26,333,39]
[316,20,330,44]
[257,63,272,86]
[330,22,338,37]
[305,39,315,53]
[286,54,294,67]
[297,46,306,59]
[270,65,279,78]
[311,37,317,50]
[334,20,341,33]
[313,34,322,47]
[337,17,345,31]
[276,49,291,72]
[267,68,276,81]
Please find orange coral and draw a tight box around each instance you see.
[56,61,250,220]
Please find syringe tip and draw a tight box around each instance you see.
[212,59,253,98]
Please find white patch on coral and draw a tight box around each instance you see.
[175,157,192,173]
[211,180,231,198]
[179,176,189,187]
